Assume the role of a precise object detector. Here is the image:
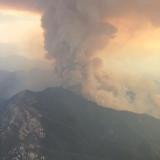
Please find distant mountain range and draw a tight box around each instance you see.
[1,87,160,160]
[0,69,56,98]
[0,55,51,71]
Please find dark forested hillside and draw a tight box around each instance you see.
[1,88,160,160]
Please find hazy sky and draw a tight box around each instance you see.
[0,10,41,56]
[0,4,51,71]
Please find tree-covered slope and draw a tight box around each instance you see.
[1,88,160,160]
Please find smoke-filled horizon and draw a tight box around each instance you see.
[1,0,160,117]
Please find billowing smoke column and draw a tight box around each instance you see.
[39,0,160,117]
[41,0,117,91]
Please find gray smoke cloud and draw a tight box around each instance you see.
[40,0,160,89]
[1,0,160,117]
[39,0,160,117]
[41,0,117,90]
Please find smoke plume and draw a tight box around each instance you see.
[41,0,117,90]
[39,0,160,117]
[1,0,160,117]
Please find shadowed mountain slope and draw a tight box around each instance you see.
[1,87,160,160]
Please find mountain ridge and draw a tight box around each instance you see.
[1,87,160,160]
